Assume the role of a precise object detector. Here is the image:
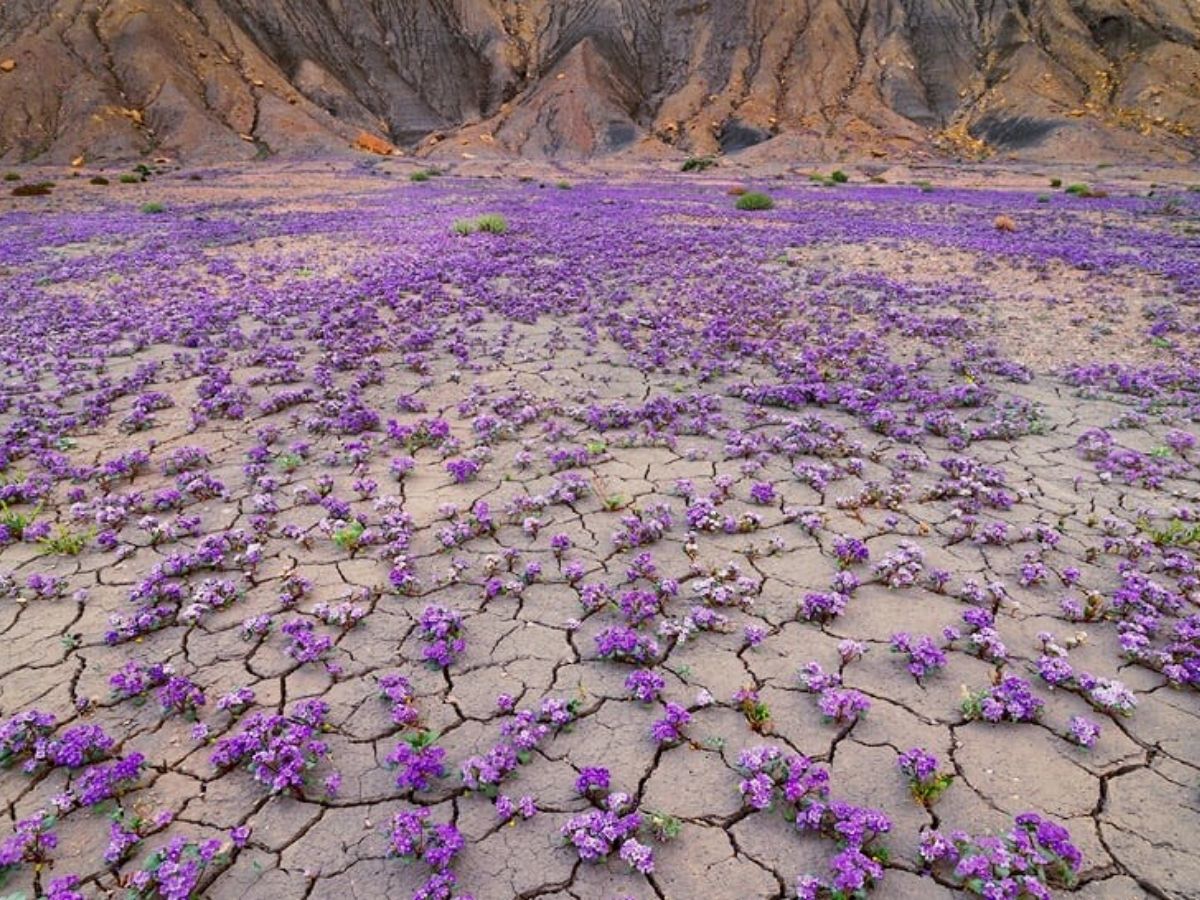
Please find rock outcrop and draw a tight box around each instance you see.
[1,0,1197,163]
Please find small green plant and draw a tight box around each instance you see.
[410,170,431,182]
[140,202,165,214]
[603,494,628,512]
[39,525,93,556]
[452,213,508,235]
[681,156,717,172]
[735,191,774,211]
[275,452,304,472]
[475,213,508,234]
[644,811,683,842]
[332,520,366,552]
[11,182,53,197]
[90,176,110,186]
[1140,518,1200,547]
[119,173,141,184]
[0,502,38,538]
[555,180,572,190]
[1036,194,1051,203]
[1049,177,1062,188]
[829,169,849,183]
[914,180,935,193]
[3,172,20,182]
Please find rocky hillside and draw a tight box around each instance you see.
[1,0,1198,164]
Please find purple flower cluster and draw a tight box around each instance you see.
[889,631,948,682]
[417,604,467,668]
[961,676,1044,723]
[797,662,870,724]
[897,747,953,806]
[387,731,447,792]
[126,834,229,900]
[650,702,692,745]
[460,697,578,797]
[385,808,470,899]
[920,812,1082,897]
[595,625,660,664]
[209,698,331,795]
[561,792,653,875]
[735,745,891,896]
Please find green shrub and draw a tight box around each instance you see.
[1064,183,1089,195]
[11,182,53,197]
[735,192,774,211]
[681,156,717,172]
[409,170,431,182]
[1036,194,1051,203]
[1049,178,1062,188]
[90,176,110,186]
[452,218,477,235]
[3,172,20,182]
[475,213,508,234]
[556,180,572,190]
[119,174,141,184]
[140,202,165,214]
[830,170,849,183]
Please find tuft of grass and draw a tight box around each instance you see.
[89,176,110,186]
[39,525,93,556]
[829,169,849,183]
[681,156,717,172]
[1036,194,1051,203]
[452,213,508,235]
[410,170,431,182]
[1064,182,1107,198]
[735,191,774,211]
[1049,177,1062,188]
[555,180,572,190]
[140,202,165,214]
[914,180,935,193]
[475,213,508,234]
[11,182,53,197]
[3,172,21,182]
[0,502,38,538]
[119,173,142,184]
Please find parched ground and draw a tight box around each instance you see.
[0,162,1198,900]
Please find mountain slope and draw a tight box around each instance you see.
[1,0,1197,164]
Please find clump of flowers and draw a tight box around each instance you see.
[831,535,869,568]
[384,808,468,899]
[889,632,948,682]
[1067,715,1101,749]
[961,675,1044,723]
[897,748,953,807]
[798,591,848,623]
[873,541,924,588]
[797,662,870,725]
[417,604,466,668]
[650,702,692,746]
[595,626,660,664]
[387,730,447,792]
[561,791,656,875]
[209,698,332,796]
[919,813,1082,896]
[624,668,665,703]
[0,810,57,881]
[735,745,891,897]
[460,697,579,801]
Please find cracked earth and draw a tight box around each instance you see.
[0,163,1198,899]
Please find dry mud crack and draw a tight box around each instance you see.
[0,165,1198,899]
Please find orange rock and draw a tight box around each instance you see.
[354,131,396,155]
[993,214,1017,232]
[0,59,16,72]
[71,155,85,167]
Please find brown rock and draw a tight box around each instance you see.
[353,131,396,155]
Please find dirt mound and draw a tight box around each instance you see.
[1,0,1197,164]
